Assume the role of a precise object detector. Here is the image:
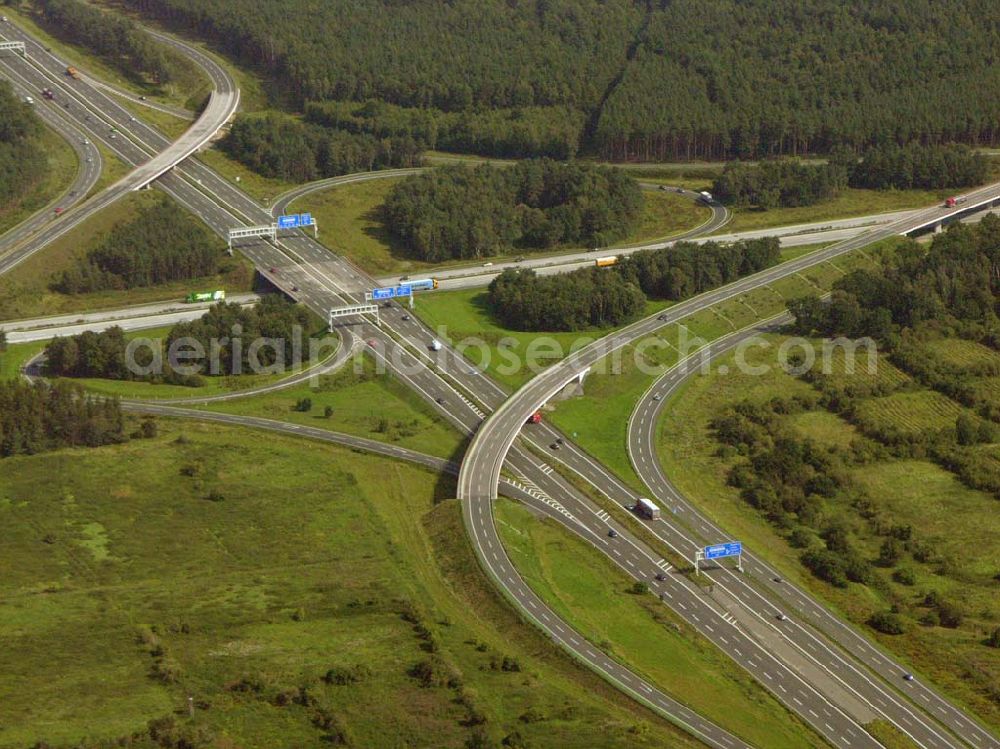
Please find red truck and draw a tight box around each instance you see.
[945,196,967,208]
[526,412,542,424]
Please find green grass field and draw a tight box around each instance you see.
[88,137,131,196]
[0,339,46,381]
[922,337,1000,370]
[199,354,467,460]
[0,125,78,238]
[0,191,254,322]
[109,91,193,140]
[717,187,954,235]
[815,346,911,392]
[0,421,713,749]
[495,500,824,749]
[196,147,299,204]
[657,340,1000,729]
[853,390,965,435]
[294,175,712,278]
[412,288,647,391]
[787,410,861,450]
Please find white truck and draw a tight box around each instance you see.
[698,191,714,204]
[634,497,661,520]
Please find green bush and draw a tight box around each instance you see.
[869,611,906,635]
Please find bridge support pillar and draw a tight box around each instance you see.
[934,221,944,234]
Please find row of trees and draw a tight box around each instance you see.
[34,0,177,84]
[305,100,584,160]
[848,143,989,191]
[486,236,782,331]
[53,198,223,294]
[0,82,47,214]
[487,267,644,331]
[0,380,125,457]
[45,297,313,382]
[710,143,988,211]
[712,160,847,209]
[222,114,423,182]
[617,237,782,301]
[383,160,642,261]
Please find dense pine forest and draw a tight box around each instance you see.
[45,297,314,383]
[0,82,48,214]
[122,0,1000,161]
[487,237,780,331]
[0,380,126,457]
[222,113,423,182]
[53,198,225,293]
[383,161,642,261]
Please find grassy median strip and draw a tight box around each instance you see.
[198,353,468,461]
[495,499,826,749]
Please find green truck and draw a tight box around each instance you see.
[185,290,226,304]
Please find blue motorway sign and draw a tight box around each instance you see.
[277,213,316,230]
[704,542,742,560]
[371,285,413,300]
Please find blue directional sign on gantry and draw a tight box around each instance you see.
[277,213,315,230]
[704,542,742,560]
[371,284,413,301]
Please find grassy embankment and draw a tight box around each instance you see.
[0,421,714,749]
[198,354,467,461]
[0,190,255,322]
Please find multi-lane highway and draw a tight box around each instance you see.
[0,55,102,254]
[2,293,259,343]
[3,16,999,749]
[0,20,238,274]
[459,183,1000,749]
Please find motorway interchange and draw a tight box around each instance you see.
[2,16,1000,749]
